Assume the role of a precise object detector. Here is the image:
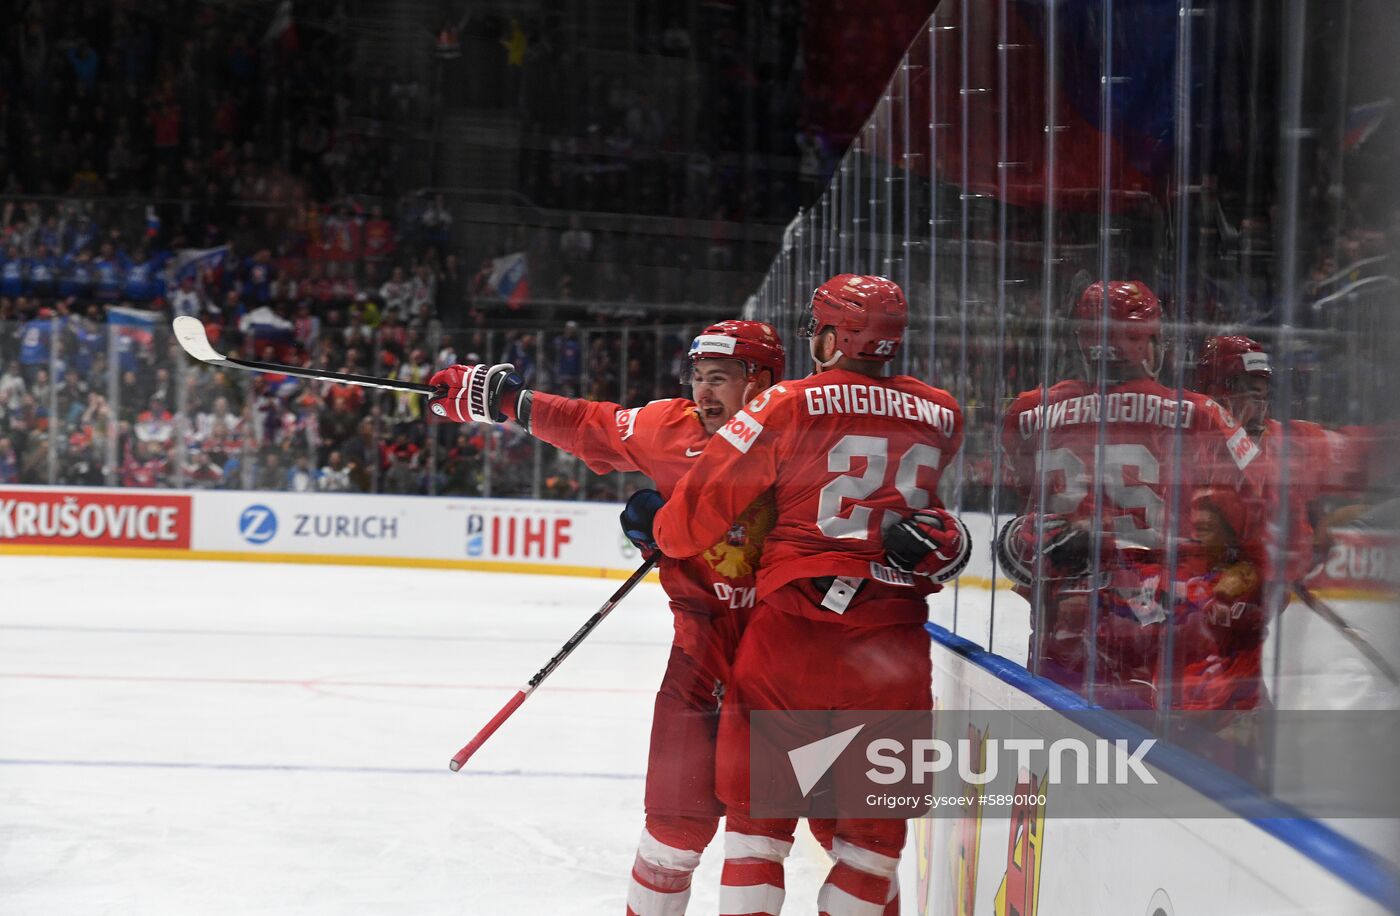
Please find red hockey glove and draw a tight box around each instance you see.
[995,513,1090,589]
[428,364,523,423]
[883,507,972,584]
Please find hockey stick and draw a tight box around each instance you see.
[449,554,660,771]
[171,316,443,396]
[1291,580,1400,685]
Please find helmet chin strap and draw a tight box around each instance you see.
[810,336,842,371]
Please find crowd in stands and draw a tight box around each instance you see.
[0,190,696,495]
[2,0,403,213]
[515,1,817,224]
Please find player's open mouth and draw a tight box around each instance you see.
[701,405,724,420]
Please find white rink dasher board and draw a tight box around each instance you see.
[0,484,653,579]
[914,622,1400,916]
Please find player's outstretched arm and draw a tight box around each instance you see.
[427,364,655,475]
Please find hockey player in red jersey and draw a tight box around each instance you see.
[624,275,969,916]
[998,281,1267,707]
[428,320,785,916]
[1169,334,1379,724]
[1193,334,1364,585]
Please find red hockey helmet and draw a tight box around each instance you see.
[1190,486,1249,545]
[1194,335,1271,399]
[1072,280,1163,380]
[801,274,908,364]
[689,319,786,382]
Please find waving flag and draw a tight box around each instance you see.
[107,304,161,372]
[165,245,230,287]
[239,305,295,342]
[486,252,530,309]
[1344,99,1391,152]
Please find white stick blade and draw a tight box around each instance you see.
[172,316,227,363]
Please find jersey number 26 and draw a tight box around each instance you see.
[817,434,943,540]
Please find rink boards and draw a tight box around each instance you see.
[0,484,1010,591]
[916,624,1400,915]
[0,485,652,579]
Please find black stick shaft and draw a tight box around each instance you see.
[527,555,659,689]
[449,554,659,771]
[220,353,437,395]
[172,316,439,395]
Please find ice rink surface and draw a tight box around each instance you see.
[0,556,969,915]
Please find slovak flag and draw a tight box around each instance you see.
[1344,99,1391,152]
[107,304,160,371]
[107,304,160,342]
[165,244,230,287]
[486,252,530,309]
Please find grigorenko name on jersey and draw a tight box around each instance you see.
[804,382,957,438]
[1015,391,1198,440]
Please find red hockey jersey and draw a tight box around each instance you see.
[653,369,964,625]
[1001,378,1267,560]
[522,393,774,616]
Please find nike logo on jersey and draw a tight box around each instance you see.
[685,446,704,457]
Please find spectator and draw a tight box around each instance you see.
[135,395,175,446]
[559,215,594,262]
[255,449,286,490]
[362,205,395,266]
[340,417,381,491]
[18,307,54,383]
[121,440,167,488]
[419,193,452,249]
[382,450,419,494]
[27,244,57,299]
[171,275,204,317]
[0,437,17,483]
[437,254,466,321]
[553,321,582,396]
[195,396,241,442]
[1,246,26,296]
[0,362,26,411]
[394,348,431,421]
[287,454,318,491]
[318,450,353,492]
[409,264,436,319]
[379,265,411,316]
[186,446,225,489]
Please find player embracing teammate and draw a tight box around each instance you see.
[428,320,786,916]
[626,275,970,915]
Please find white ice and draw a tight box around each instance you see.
[0,556,955,915]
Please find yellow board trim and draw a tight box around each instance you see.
[0,544,660,582]
[0,545,1019,591]
[1305,586,1395,602]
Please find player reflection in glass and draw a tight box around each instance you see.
[998,282,1268,709]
